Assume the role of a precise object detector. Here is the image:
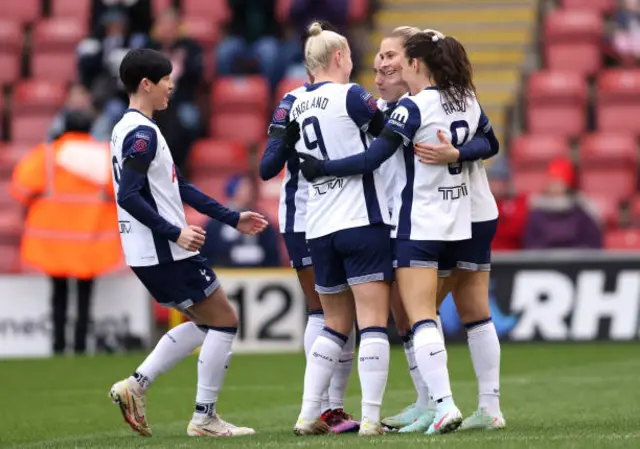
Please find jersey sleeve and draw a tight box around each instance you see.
[121,125,158,168]
[346,84,379,130]
[386,97,422,146]
[267,93,296,137]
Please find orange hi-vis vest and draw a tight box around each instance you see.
[10,132,123,279]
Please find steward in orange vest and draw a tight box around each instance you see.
[10,110,122,354]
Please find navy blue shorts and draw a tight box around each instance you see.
[307,224,393,294]
[393,238,463,270]
[282,232,313,270]
[132,255,220,310]
[438,219,498,276]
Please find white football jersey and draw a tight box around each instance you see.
[388,87,480,241]
[268,86,309,234]
[291,82,390,239]
[110,109,195,266]
[469,116,499,222]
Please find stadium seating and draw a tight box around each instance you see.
[588,195,619,228]
[51,0,91,20]
[511,168,548,196]
[182,16,222,54]
[32,18,86,52]
[596,69,640,133]
[560,0,614,14]
[544,9,603,76]
[10,115,53,144]
[188,140,250,174]
[605,229,640,249]
[211,76,270,116]
[579,133,637,166]
[579,167,637,204]
[510,134,571,168]
[0,244,20,273]
[0,0,40,24]
[190,175,231,201]
[526,71,588,136]
[31,52,77,83]
[349,0,370,22]
[210,112,266,144]
[629,196,640,225]
[0,20,23,52]
[0,53,20,85]
[12,80,67,116]
[182,0,230,24]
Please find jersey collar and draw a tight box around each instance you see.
[124,108,156,123]
[305,81,333,92]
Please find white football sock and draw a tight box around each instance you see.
[413,320,455,413]
[329,326,355,410]
[403,335,431,411]
[303,313,331,412]
[194,327,236,418]
[467,319,501,414]
[131,322,206,391]
[358,327,390,424]
[300,328,347,421]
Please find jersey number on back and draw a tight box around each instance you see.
[448,120,470,175]
[112,156,121,184]
[301,116,329,160]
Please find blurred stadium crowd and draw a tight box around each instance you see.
[1,0,640,280]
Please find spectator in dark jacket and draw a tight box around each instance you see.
[150,8,204,174]
[283,0,350,79]
[200,175,281,267]
[215,0,284,89]
[523,158,603,250]
[77,9,148,132]
[90,0,152,38]
[488,156,529,251]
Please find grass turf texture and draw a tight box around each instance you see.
[0,343,638,448]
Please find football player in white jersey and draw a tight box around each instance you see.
[107,49,268,438]
[291,22,393,437]
[260,21,359,434]
[371,27,503,434]
[300,31,489,435]
[416,96,505,432]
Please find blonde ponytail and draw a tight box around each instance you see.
[304,21,349,75]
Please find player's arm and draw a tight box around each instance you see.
[260,94,300,180]
[456,107,500,161]
[346,84,387,137]
[116,126,182,242]
[300,97,419,180]
[176,167,240,228]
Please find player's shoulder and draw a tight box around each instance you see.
[115,110,159,136]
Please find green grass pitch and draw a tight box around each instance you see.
[0,343,638,448]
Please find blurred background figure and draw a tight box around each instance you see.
[488,156,529,251]
[611,0,640,65]
[215,0,284,89]
[48,84,113,142]
[523,158,603,250]
[150,8,204,174]
[9,110,122,355]
[200,174,280,268]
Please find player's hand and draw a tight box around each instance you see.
[284,119,301,149]
[299,153,327,181]
[236,211,269,235]
[177,225,206,251]
[414,130,459,164]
